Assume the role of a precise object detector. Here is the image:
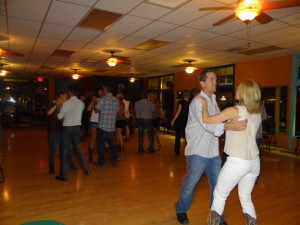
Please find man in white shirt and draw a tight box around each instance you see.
[56,85,90,181]
[175,69,247,225]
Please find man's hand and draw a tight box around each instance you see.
[224,117,248,131]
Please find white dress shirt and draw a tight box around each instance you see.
[184,92,224,158]
[57,96,84,126]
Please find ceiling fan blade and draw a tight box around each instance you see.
[0,48,24,57]
[213,13,236,26]
[263,0,300,10]
[199,6,234,11]
[255,11,273,24]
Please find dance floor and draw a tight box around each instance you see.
[0,126,299,225]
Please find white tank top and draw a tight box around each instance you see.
[224,105,261,160]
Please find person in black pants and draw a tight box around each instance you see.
[171,90,190,155]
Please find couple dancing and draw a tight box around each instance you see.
[175,69,261,225]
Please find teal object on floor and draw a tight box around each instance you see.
[20,220,65,225]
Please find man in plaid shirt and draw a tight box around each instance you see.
[95,85,120,165]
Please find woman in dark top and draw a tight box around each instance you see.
[47,91,69,174]
[171,90,190,155]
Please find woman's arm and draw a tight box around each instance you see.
[200,97,238,123]
[171,104,182,126]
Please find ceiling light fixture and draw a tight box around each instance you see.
[184,59,196,74]
[235,0,262,22]
[72,69,80,80]
[0,64,7,76]
[107,51,118,67]
[129,73,136,83]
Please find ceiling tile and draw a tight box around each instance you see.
[117,36,148,49]
[95,0,144,14]
[8,18,42,36]
[39,23,73,39]
[174,31,219,44]
[132,21,178,39]
[56,0,97,7]
[156,27,199,42]
[45,1,90,26]
[46,56,67,65]
[264,6,300,19]
[160,0,225,25]
[67,27,102,42]
[91,32,126,47]
[185,10,235,30]
[278,12,300,26]
[208,19,247,35]
[199,35,238,48]
[35,37,62,49]
[129,3,172,20]
[59,40,86,51]
[7,0,51,21]
[151,43,184,53]
[107,15,153,35]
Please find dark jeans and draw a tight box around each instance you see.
[137,119,154,152]
[96,128,119,165]
[59,126,89,178]
[48,130,61,168]
[174,123,186,155]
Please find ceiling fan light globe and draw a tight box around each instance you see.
[0,69,7,76]
[107,57,117,67]
[185,66,195,74]
[236,0,261,21]
[129,77,135,82]
[72,73,79,79]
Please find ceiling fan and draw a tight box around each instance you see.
[102,50,131,67]
[0,48,24,57]
[199,0,300,26]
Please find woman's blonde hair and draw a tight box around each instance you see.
[237,80,261,114]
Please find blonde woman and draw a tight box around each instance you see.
[199,80,261,225]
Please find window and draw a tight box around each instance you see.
[148,78,159,90]
[261,86,287,133]
[295,86,300,136]
[161,75,173,90]
[216,65,234,86]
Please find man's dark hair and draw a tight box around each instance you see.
[141,91,148,99]
[198,69,217,82]
[68,85,78,96]
[101,84,111,92]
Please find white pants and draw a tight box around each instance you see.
[211,156,260,218]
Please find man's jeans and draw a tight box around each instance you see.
[175,155,224,221]
[59,126,89,178]
[96,128,119,165]
[137,119,154,152]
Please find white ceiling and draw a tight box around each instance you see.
[0,0,300,79]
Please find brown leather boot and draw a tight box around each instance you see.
[245,213,257,225]
[207,210,221,225]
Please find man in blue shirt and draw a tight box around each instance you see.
[95,85,120,165]
[134,92,155,153]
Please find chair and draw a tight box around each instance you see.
[261,120,276,150]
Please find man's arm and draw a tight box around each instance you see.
[224,117,247,131]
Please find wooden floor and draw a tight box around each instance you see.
[0,126,299,225]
